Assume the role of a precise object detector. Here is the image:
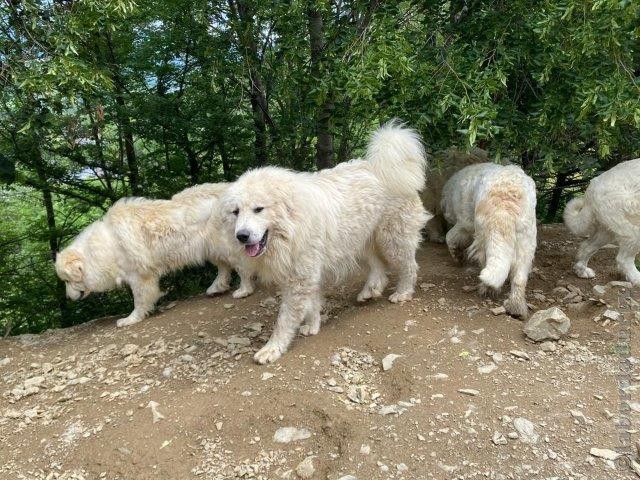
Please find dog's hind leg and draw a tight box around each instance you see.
[232,267,255,299]
[206,262,232,296]
[616,242,640,285]
[254,280,319,364]
[504,236,534,319]
[357,253,388,302]
[573,229,611,279]
[117,274,163,327]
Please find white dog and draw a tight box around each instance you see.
[564,158,640,285]
[55,184,253,327]
[441,163,537,318]
[221,121,430,363]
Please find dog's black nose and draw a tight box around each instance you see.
[236,230,250,244]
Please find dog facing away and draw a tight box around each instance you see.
[421,147,489,243]
[220,121,431,363]
[564,158,640,285]
[56,185,253,328]
[441,163,537,318]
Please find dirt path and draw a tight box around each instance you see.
[1,224,638,480]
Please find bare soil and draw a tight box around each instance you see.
[1,224,639,480]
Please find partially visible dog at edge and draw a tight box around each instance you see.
[564,158,640,286]
[441,162,537,318]
[55,183,254,328]
[220,120,431,363]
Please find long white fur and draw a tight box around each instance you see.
[564,158,640,285]
[220,121,431,363]
[441,163,537,318]
[55,184,253,328]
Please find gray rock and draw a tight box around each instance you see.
[295,456,315,479]
[523,307,570,341]
[273,427,311,443]
[513,417,539,444]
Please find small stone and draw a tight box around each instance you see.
[337,477,357,480]
[295,456,315,479]
[360,444,371,455]
[179,354,194,363]
[513,417,538,444]
[490,306,506,316]
[510,350,530,360]
[261,372,275,381]
[162,367,173,378]
[420,283,435,291]
[0,357,10,367]
[215,422,223,431]
[570,409,590,425]
[608,280,633,289]
[223,303,234,309]
[478,363,497,374]
[24,376,45,388]
[602,309,621,321]
[396,463,408,473]
[592,285,606,297]
[589,448,621,461]
[458,389,479,396]
[492,432,507,445]
[273,427,312,443]
[382,354,401,371]
[539,341,556,352]
[523,307,570,341]
[146,401,165,423]
[120,344,139,357]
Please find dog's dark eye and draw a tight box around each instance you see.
[232,208,239,216]
[253,206,264,213]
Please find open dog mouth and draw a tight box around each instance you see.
[245,230,268,257]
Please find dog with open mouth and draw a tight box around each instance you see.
[55,184,254,328]
[220,121,431,363]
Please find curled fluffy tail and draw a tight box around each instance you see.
[366,120,426,197]
[471,186,521,289]
[564,197,596,237]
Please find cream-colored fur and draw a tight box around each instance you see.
[220,121,431,363]
[441,163,537,318]
[421,147,489,242]
[55,184,253,328]
[564,158,640,285]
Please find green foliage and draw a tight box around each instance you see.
[0,0,638,334]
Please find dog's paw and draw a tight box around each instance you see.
[254,343,285,364]
[504,297,529,319]
[573,264,595,279]
[477,283,500,298]
[299,323,320,336]
[206,282,229,296]
[116,315,142,328]
[232,286,254,299]
[388,291,412,303]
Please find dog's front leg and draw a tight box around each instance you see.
[254,283,313,364]
[232,267,255,299]
[206,262,232,296]
[117,275,163,328]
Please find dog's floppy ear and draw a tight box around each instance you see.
[57,250,85,282]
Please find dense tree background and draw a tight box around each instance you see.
[1,0,638,335]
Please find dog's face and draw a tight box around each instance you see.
[55,250,91,300]
[223,171,295,258]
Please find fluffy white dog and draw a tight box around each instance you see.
[221,121,430,363]
[564,158,640,285]
[441,163,537,318]
[55,184,253,327]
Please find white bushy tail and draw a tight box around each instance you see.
[471,185,522,289]
[563,197,596,237]
[366,120,427,197]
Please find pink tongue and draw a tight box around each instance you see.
[245,243,261,257]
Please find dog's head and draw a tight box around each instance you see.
[222,168,296,259]
[55,249,91,300]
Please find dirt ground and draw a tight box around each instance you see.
[1,224,639,480]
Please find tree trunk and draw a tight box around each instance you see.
[228,0,272,167]
[308,6,334,170]
[33,145,70,327]
[547,171,568,222]
[105,32,141,194]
